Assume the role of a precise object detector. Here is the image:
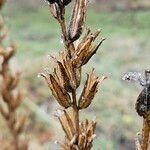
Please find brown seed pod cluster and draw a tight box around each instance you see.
[0,13,28,150]
[41,0,106,149]
[55,108,97,150]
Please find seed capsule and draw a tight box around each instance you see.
[135,85,150,118]
[68,0,88,42]
[78,70,106,109]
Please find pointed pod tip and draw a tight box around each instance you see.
[54,140,59,145]
[102,76,107,80]
[38,73,47,78]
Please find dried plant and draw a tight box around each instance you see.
[40,0,106,149]
[123,70,150,150]
[0,3,28,150]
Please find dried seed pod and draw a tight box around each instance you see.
[1,87,12,103]
[69,135,77,146]
[73,30,105,67]
[75,67,81,88]
[76,28,91,51]
[41,73,71,108]
[47,51,81,92]
[56,109,74,140]
[73,36,93,67]
[82,38,105,66]
[64,110,76,136]
[76,29,100,52]
[78,70,106,109]
[78,119,97,149]
[50,74,72,108]
[68,0,88,42]
[59,51,79,90]
[14,116,26,134]
[11,91,23,110]
[78,134,86,149]
[57,61,73,92]
[135,85,150,118]
[9,72,20,90]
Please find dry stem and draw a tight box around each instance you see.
[141,115,150,150]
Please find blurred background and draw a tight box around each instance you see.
[0,0,150,149]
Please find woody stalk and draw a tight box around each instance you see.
[41,0,106,149]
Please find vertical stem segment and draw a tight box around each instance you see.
[142,118,150,150]
[72,90,79,139]
[141,70,150,150]
[59,19,75,57]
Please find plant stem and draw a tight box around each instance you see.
[141,70,150,150]
[142,118,150,150]
[72,90,79,139]
[59,19,75,57]
[14,134,19,150]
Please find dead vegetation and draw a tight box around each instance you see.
[123,70,150,150]
[0,1,28,150]
[40,0,106,149]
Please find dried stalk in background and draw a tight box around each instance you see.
[0,2,28,150]
[123,70,150,150]
[41,0,106,149]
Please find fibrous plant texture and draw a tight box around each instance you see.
[41,0,106,149]
[0,1,28,150]
[123,70,150,150]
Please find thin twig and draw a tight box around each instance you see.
[142,116,150,150]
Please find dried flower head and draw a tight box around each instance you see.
[55,108,97,149]
[41,0,106,149]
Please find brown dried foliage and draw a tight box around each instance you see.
[0,5,28,150]
[41,0,106,149]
